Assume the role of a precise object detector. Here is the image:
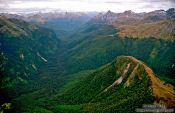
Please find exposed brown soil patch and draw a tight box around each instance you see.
[114,20,175,41]
[124,56,175,107]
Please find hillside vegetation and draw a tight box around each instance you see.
[60,23,175,85]
[0,9,175,112]
[0,16,60,108]
[43,56,174,112]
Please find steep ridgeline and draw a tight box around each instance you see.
[0,16,60,106]
[63,9,175,84]
[49,56,175,112]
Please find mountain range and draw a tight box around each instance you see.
[0,8,175,113]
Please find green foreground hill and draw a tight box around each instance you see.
[15,56,174,113]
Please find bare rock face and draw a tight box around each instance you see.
[166,8,175,19]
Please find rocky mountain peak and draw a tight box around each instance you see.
[123,10,135,15]
[166,8,175,19]
[106,10,112,15]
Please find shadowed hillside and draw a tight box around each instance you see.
[0,16,60,108]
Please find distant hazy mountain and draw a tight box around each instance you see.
[92,9,170,24]
[0,12,97,40]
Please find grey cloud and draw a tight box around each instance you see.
[141,4,156,8]
[106,0,175,3]
[142,0,175,3]
[0,0,53,7]
[0,0,52,3]
[0,0,174,13]
[139,0,174,10]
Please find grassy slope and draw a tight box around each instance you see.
[116,20,175,41]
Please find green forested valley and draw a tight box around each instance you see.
[0,8,175,113]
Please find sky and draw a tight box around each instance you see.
[0,0,175,13]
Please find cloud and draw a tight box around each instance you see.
[0,0,174,13]
[143,0,175,3]
[139,0,175,10]
[104,0,174,12]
